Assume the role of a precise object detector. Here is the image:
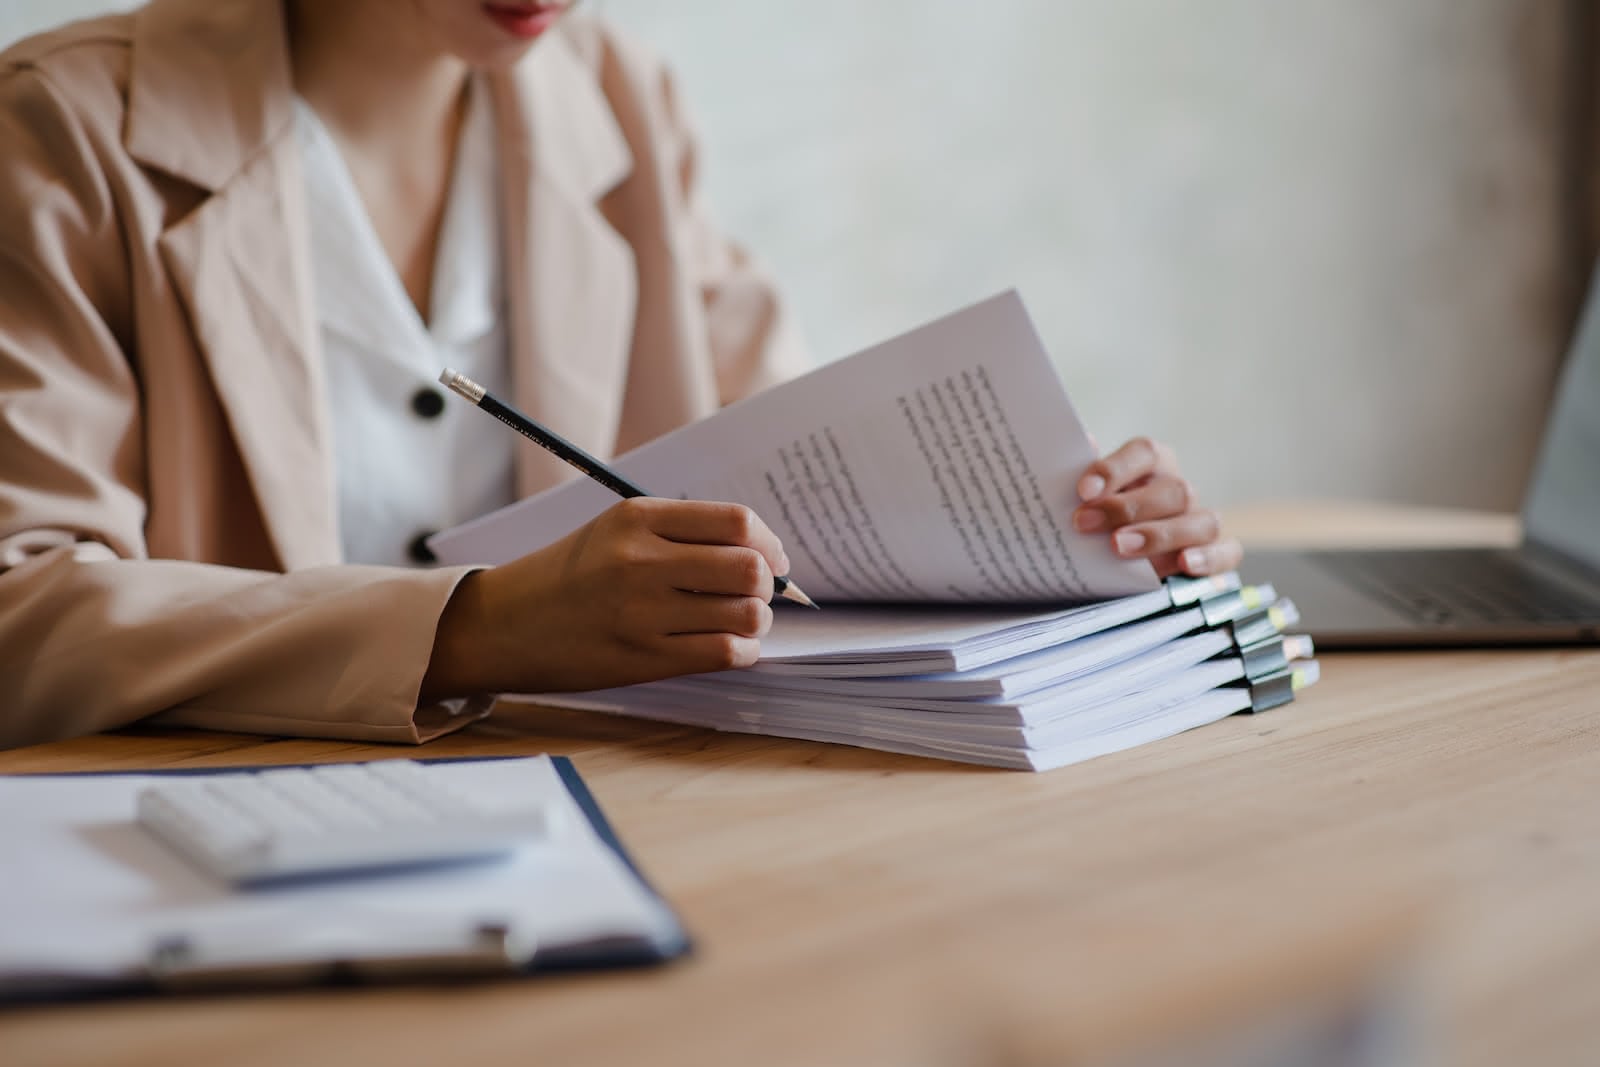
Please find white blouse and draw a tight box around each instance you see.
[295,78,517,567]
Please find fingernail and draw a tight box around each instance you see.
[1182,547,1207,573]
[1114,529,1146,555]
[1073,508,1105,533]
[777,552,792,574]
[1079,474,1106,501]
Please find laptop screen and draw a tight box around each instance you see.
[1523,267,1600,570]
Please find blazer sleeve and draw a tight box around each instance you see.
[649,44,813,403]
[0,66,485,750]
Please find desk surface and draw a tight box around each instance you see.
[3,503,1596,1066]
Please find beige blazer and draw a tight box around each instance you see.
[0,0,809,749]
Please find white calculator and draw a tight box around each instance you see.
[136,760,553,885]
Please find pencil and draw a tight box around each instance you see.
[439,369,819,610]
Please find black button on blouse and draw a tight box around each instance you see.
[408,532,438,565]
[411,387,446,419]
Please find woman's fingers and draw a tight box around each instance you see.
[1071,439,1242,577]
[660,632,765,673]
[1076,436,1180,502]
[629,497,790,574]
[662,543,774,598]
[615,539,774,644]
[1074,473,1192,533]
[661,588,774,638]
[1167,537,1245,578]
[617,495,800,588]
[1108,509,1226,564]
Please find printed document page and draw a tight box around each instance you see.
[432,291,1157,604]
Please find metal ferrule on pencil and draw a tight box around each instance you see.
[440,370,486,405]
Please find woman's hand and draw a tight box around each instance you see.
[1072,437,1242,578]
[423,497,785,699]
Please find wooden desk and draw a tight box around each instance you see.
[3,505,1597,1066]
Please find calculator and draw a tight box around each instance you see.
[136,760,553,884]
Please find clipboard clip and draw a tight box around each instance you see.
[148,921,538,990]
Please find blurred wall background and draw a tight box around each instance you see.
[4,1,1590,510]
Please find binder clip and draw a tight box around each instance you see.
[1198,582,1278,627]
[1227,598,1302,650]
[1237,660,1321,715]
[1165,571,1243,607]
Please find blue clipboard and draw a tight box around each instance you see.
[1,756,691,1003]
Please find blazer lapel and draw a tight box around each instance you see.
[491,34,638,498]
[156,151,339,570]
[129,0,338,568]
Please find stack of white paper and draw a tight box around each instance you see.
[540,584,1316,772]
[433,293,1318,772]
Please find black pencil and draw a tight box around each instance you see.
[439,369,819,609]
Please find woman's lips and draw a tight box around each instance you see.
[482,3,566,40]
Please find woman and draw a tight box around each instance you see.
[0,0,1241,749]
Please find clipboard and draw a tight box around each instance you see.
[0,756,690,1003]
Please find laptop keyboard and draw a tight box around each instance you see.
[1307,548,1600,625]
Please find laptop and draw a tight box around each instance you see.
[1250,271,1600,647]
